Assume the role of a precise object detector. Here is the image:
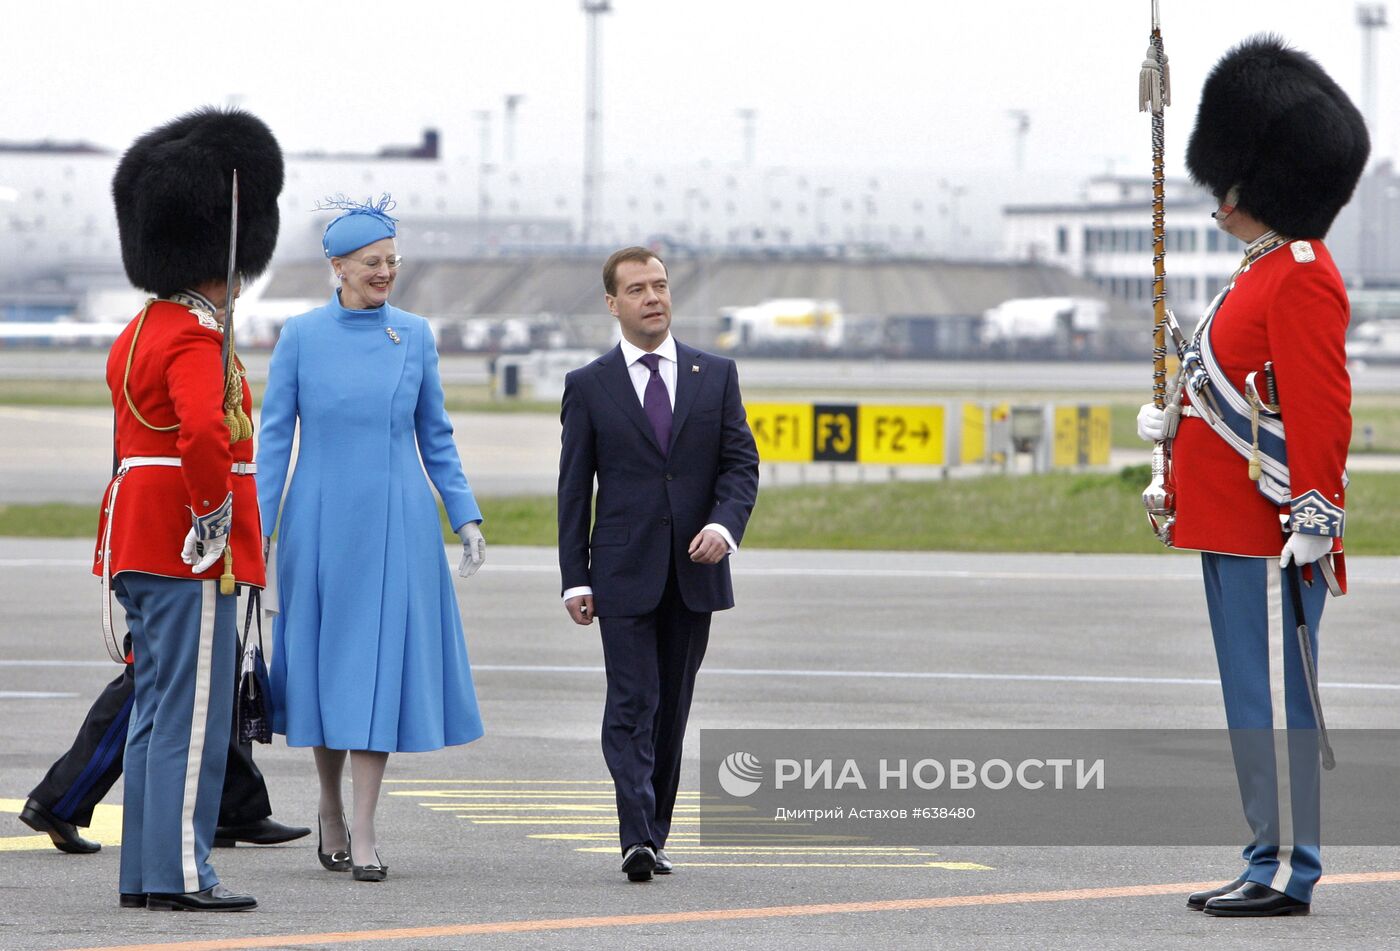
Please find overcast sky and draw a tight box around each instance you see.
[4,1,1393,182]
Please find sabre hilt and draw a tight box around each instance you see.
[220,547,236,596]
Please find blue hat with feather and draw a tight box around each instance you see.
[320,194,398,258]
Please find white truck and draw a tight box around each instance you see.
[715,298,844,353]
[980,297,1106,354]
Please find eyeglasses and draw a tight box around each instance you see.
[348,254,404,270]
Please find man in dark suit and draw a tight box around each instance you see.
[558,246,759,882]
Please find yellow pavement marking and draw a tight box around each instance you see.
[395,782,988,872]
[418,803,724,810]
[656,861,993,870]
[571,846,952,854]
[453,818,771,825]
[0,798,122,851]
[384,779,616,784]
[530,832,862,842]
[391,790,704,798]
[51,872,1400,951]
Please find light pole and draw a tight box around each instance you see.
[581,0,612,247]
[1358,3,1387,139]
[475,109,493,250]
[503,94,525,166]
[736,108,757,167]
[1357,3,1387,277]
[1007,109,1030,172]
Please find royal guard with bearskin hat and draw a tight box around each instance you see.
[95,108,283,911]
[1138,36,1367,916]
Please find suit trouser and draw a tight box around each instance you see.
[1202,552,1327,904]
[115,574,236,895]
[599,563,712,852]
[29,639,271,829]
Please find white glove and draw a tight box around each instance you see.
[181,528,228,574]
[1280,532,1332,568]
[1136,403,1167,442]
[458,522,485,579]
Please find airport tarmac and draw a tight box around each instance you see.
[3,540,1399,950]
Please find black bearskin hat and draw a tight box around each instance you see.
[1186,35,1369,238]
[112,108,284,296]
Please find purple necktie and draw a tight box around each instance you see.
[638,352,673,450]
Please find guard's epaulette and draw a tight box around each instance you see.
[1290,240,1316,264]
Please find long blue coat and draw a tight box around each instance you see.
[256,293,484,753]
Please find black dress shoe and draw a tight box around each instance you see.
[622,843,656,882]
[1203,882,1310,917]
[19,799,101,854]
[146,884,257,912]
[352,851,388,882]
[654,848,674,875]
[214,816,312,847]
[316,815,351,872]
[119,894,146,909]
[1187,875,1248,911]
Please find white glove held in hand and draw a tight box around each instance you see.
[1280,532,1332,568]
[1136,403,1167,442]
[458,522,486,579]
[181,529,228,574]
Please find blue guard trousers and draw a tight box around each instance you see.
[1202,552,1329,904]
[114,573,236,896]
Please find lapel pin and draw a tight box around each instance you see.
[691,364,700,373]
[386,327,401,344]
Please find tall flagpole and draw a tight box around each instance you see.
[1138,0,1175,544]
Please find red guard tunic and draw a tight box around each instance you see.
[93,297,265,587]
[1172,239,1352,556]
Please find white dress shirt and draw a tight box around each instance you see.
[562,334,738,603]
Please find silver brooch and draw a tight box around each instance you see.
[691,364,700,373]
[386,327,401,344]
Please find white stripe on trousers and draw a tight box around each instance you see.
[1265,565,1295,895]
[180,581,218,892]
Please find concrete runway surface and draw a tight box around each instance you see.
[3,540,1399,950]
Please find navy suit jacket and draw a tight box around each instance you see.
[557,340,760,617]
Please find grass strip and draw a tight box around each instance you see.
[6,470,1398,555]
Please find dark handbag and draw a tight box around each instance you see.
[236,589,274,744]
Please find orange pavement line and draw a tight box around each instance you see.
[57,871,1400,951]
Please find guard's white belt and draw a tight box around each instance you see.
[100,455,255,663]
[119,456,256,475]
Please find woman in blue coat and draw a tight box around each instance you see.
[257,197,485,881]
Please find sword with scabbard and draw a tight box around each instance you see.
[1266,361,1337,770]
[1285,555,1337,770]
[218,171,240,597]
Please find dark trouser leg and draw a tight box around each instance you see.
[29,660,135,828]
[649,575,711,849]
[599,610,662,852]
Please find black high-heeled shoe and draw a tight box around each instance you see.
[317,814,351,872]
[352,850,388,882]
